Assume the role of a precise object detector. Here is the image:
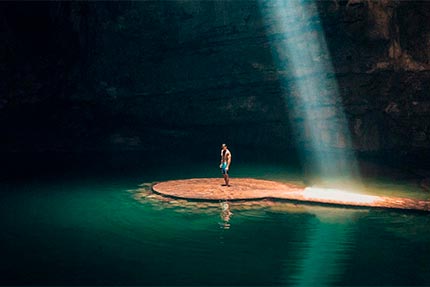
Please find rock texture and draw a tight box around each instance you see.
[152,178,430,211]
[1,1,430,158]
[153,178,304,201]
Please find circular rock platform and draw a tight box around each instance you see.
[152,178,430,212]
[153,178,304,201]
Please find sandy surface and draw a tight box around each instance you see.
[152,178,430,212]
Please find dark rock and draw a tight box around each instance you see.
[421,178,430,192]
[0,0,430,161]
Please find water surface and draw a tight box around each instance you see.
[0,153,429,285]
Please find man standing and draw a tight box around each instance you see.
[220,143,232,186]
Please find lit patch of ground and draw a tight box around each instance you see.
[149,178,430,212]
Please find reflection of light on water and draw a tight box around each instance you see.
[304,187,380,204]
[290,217,356,287]
[286,203,362,286]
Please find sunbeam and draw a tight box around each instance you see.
[259,0,362,189]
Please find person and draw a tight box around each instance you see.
[219,143,231,186]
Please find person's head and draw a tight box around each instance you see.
[221,143,227,150]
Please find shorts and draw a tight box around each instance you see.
[221,162,228,174]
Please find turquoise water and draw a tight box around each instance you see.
[1,156,429,285]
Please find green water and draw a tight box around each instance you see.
[1,157,429,286]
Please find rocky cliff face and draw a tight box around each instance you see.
[1,1,429,158]
[320,0,430,154]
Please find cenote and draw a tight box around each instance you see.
[1,0,430,286]
[1,151,430,286]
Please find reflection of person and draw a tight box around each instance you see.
[219,144,232,186]
[220,201,232,229]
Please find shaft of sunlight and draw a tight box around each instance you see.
[259,0,362,189]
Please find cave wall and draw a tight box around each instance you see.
[318,0,430,155]
[1,0,430,157]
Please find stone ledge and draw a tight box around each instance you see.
[152,178,430,212]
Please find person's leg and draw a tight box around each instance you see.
[225,174,230,186]
[222,163,228,186]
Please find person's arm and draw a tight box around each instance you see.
[226,152,231,169]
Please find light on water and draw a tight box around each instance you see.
[1,160,430,285]
[291,213,355,287]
